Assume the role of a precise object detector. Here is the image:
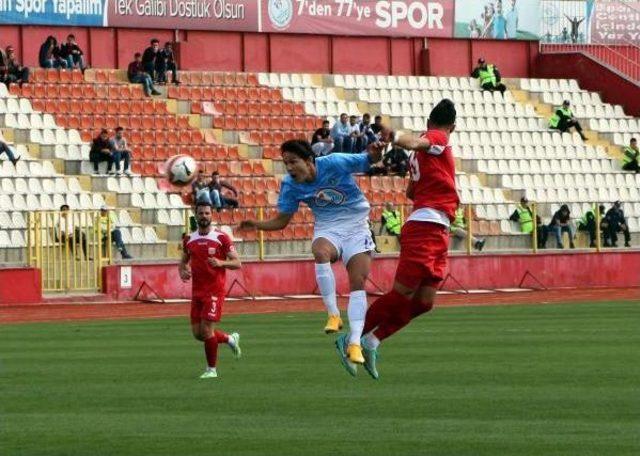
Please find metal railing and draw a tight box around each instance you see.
[27,210,112,292]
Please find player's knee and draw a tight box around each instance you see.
[313,250,333,264]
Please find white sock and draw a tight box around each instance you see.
[206,366,217,373]
[227,336,236,348]
[315,262,339,316]
[363,332,381,350]
[347,290,368,345]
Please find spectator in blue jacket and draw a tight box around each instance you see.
[330,113,353,153]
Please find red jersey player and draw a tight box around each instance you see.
[358,99,459,380]
[179,201,242,379]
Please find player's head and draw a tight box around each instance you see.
[281,139,315,184]
[195,201,213,230]
[427,99,456,134]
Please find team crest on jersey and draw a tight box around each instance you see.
[208,247,217,256]
[314,188,345,206]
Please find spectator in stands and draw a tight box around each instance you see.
[561,27,569,43]
[155,42,180,85]
[565,15,585,44]
[59,34,86,71]
[311,120,334,157]
[142,38,160,82]
[39,36,67,69]
[621,138,639,173]
[349,115,365,153]
[57,204,88,259]
[604,201,631,247]
[99,206,132,259]
[450,206,486,251]
[548,100,587,141]
[379,203,401,238]
[578,204,606,248]
[359,113,377,145]
[471,58,506,95]
[330,113,353,153]
[0,140,20,167]
[127,53,160,97]
[549,204,575,249]
[0,46,29,86]
[109,127,132,176]
[209,171,239,210]
[382,144,409,177]
[90,129,116,175]
[370,115,384,137]
[510,197,547,248]
[192,170,211,203]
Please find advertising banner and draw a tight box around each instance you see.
[592,0,640,44]
[454,0,540,40]
[260,0,454,37]
[0,0,106,26]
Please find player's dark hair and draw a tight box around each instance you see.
[428,99,456,127]
[195,201,213,211]
[281,139,315,161]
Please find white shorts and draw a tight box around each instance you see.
[313,226,375,266]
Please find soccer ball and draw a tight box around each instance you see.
[165,155,198,187]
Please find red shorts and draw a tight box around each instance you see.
[395,221,450,289]
[190,293,224,325]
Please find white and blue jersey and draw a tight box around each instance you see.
[278,153,371,235]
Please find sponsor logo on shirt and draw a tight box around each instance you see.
[314,188,346,207]
[208,247,217,256]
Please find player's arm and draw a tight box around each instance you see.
[239,212,293,231]
[406,180,415,200]
[209,250,242,270]
[178,249,191,281]
[395,134,431,152]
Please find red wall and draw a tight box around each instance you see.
[0,268,41,304]
[100,251,640,301]
[536,52,640,117]
[0,24,532,76]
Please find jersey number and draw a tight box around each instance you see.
[409,152,420,182]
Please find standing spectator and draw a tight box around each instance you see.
[57,204,88,260]
[370,115,384,136]
[509,197,547,248]
[59,34,86,71]
[471,58,506,95]
[604,201,631,247]
[330,113,353,153]
[450,206,485,251]
[109,127,133,175]
[311,120,334,157]
[0,140,20,167]
[621,138,639,173]
[192,170,211,203]
[565,15,585,43]
[549,204,575,249]
[548,100,587,140]
[39,36,67,69]
[505,0,519,39]
[99,206,132,259]
[578,204,606,248]
[382,144,409,177]
[127,53,160,96]
[561,27,569,43]
[155,42,180,85]
[209,171,239,210]
[90,129,115,175]
[349,115,365,153]
[379,203,402,238]
[0,46,29,86]
[142,38,160,82]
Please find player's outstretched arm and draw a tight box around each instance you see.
[178,250,191,282]
[239,212,293,232]
[395,134,431,152]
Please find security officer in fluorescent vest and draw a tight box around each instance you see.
[622,137,639,173]
[509,197,548,248]
[471,58,506,95]
[380,202,401,237]
[549,99,587,140]
[577,204,606,248]
[450,206,485,251]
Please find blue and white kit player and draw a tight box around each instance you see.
[240,138,387,373]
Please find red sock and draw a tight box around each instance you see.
[373,297,434,342]
[214,329,229,344]
[204,336,219,368]
[363,289,412,336]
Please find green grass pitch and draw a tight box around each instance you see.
[1,302,639,455]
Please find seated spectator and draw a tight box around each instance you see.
[382,144,408,177]
[549,100,587,141]
[0,140,20,167]
[99,206,132,259]
[379,203,401,238]
[155,42,180,85]
[142,38,160,82]
[192,171,211,203]
[57,204,88,260]
[578,204,606,248]
[127,53,160,96]
[471,58,506,95]
[39,36,67,69]
[450,206,485,251]
[90,129,116,175]
[621,138,639,173]
[311,120,334,157]
[370,115,384,137]
[349,115,365,152]
[0,46,29,86]
[548,204,575,249]
[330,113,353,153]
[509,197,547,248]
[604,201,631,247]
[109,127,132,175]
[209,171,239,210]
[360,113,377,145]
[59,34,86,71]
